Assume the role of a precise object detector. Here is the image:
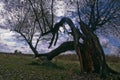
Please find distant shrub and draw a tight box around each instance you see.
[14,50,22,54]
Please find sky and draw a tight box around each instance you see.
[0,2,5,25]
[0,0,120,55]
[0,27,120,55]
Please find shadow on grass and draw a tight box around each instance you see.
[28,61,65,70]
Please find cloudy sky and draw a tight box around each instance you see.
[0,0,120,55]
[0,27,120,55]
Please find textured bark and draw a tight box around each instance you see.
[79,21,120,75]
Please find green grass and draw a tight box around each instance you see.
[0,53,80,80]
[0,53,119,80]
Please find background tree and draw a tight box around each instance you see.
[3,0,55,57]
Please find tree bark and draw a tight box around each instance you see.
[38,41,80,60]
[79,21,120,75]
[27,42,39,57]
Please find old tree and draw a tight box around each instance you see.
[3,0,120,77]
[38,0,120,76]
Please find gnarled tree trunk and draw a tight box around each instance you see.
[38,17,120,76]
[79,21,120,75]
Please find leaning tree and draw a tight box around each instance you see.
[37,0,120,77]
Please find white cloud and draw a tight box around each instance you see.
[0,2,4,11]
[54,1,66,16]
[99,36,109,48]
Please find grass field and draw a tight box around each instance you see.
[0,53,120,80]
